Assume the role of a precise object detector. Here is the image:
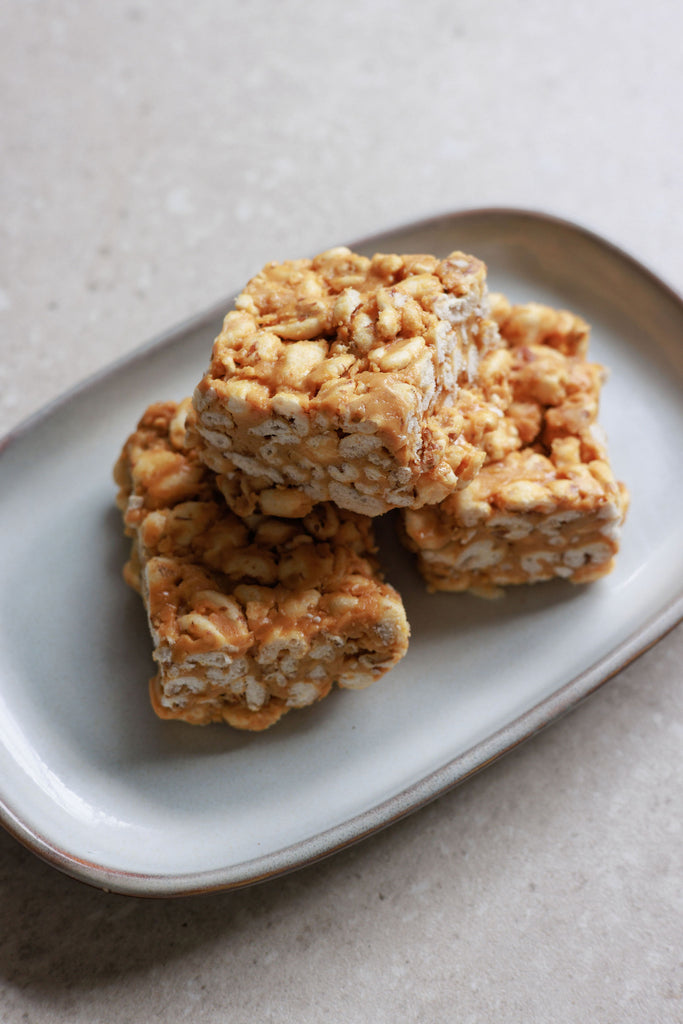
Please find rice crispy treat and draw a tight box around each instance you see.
[401,297,629,595]
[192,246,505,519]
[114,400,410,730]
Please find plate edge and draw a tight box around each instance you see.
[2,595,681,898]
[2,204,683,896]
[2,204,683,456]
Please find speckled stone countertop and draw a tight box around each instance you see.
[2,3,682,1021]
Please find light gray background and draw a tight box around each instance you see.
[2,2,682,1021]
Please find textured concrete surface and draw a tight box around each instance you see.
[1,2,682,1021]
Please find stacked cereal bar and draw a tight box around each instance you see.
[400,296,628,596]
[115,244,628,728]
[192,247,507,518]
[114,399,410,729]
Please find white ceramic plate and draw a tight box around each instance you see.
[1,209,682,897]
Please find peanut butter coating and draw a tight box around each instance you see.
[401,298,628,595]
[192,247,505,517]
[114,400,410,729]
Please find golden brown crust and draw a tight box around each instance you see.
[192,247,505,517]
[489,293,590,357]
[115,400,410,729]
[402,299,629,594]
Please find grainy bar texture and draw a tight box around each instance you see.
[401,298,629,595]
[192,247,505,518]
[114,400,410,729]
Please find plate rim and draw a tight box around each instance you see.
[2,205,682,897]
[3,203,682,454]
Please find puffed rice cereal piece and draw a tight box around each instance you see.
[192,247,504,517]
[114,400,410,729]
[401,299,629,594]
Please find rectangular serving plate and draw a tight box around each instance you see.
[1,208,682,896]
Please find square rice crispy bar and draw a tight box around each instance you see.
[192,247,507,519]
[400,296,629,595]
[114,400,410,730]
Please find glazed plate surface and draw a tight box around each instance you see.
[1,209,682,895]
